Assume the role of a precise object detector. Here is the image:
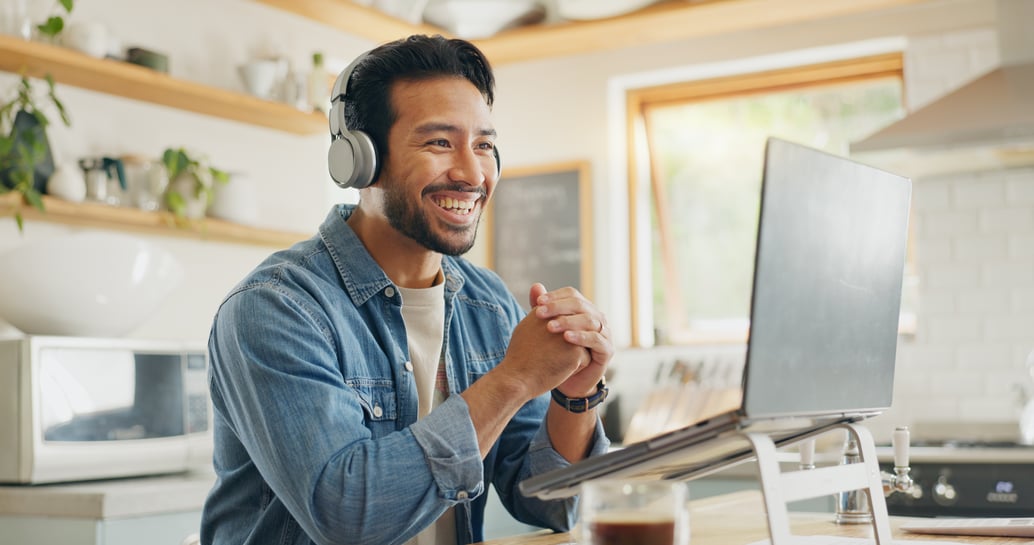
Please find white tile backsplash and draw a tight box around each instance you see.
[1008,176,1034,203]
[1010,234,1034,258]
[979,207,1034,233]
[879,165,1034,438]
[953,178,1006,208]
[981,260,1034,286]
[922,263,980,289]
[953,235,1008,261]
[872,23,1033,437]
[955,289,1010,313]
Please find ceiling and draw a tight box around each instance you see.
[255,0,931,65]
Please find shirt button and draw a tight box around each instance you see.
[404,361,414,372]
[384,287,395,298]
[372,405,383,418]
[456,491,469,500]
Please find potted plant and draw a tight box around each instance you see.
[0,75,71,231]
[161,147,229,220]
[36,0,75,41]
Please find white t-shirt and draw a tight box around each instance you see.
[398,279,456,545]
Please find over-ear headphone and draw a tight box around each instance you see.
[329,52,378,189]
[328,51,502,190]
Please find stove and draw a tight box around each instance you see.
[877,441,1034,518]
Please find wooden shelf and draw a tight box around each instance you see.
[256,0,928,65]
[0,34,327,135]
[0,194,309,248]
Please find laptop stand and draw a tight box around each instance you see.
[743,422,893,545]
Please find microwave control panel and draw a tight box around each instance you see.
[186,352,209,434]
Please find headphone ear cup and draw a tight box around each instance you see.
[329,130,379,189]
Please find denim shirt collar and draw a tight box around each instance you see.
[318,204,466,306]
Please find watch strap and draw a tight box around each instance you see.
[550,379,608,413]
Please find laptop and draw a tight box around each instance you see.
[520,137,913,500]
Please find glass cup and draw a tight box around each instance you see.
[578,479,690,545]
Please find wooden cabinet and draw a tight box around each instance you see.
[0,35,315,247]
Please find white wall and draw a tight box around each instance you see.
[2,0,1030,437]
[0,0,374,342]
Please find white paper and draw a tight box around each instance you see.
[745,536,973,545]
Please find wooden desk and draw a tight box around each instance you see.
[480,491,1023,544]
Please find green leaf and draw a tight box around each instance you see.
[14,212,24,233]
[162,148,190,180]
[59,0,74,13]
[29,108,50,130]
[23,188,44,211]
[50,95,71,127]
[43,76,71,125]
[211,168,230,184]
[36,16,64,38]
[177,150,191,170]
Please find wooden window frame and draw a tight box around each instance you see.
[626,53,905,347]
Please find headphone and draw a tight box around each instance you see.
[328,51,501,190]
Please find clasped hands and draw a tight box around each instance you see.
[504,282,613,401]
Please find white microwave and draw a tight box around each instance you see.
[0,336,213,484]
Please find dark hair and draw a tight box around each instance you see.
[344,35,495,163]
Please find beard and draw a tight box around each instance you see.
[383,181,485,256]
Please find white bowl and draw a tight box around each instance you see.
[556,0,664,20]
[0,232,184,337]
[238,59,283,100]
[423,0,542,39]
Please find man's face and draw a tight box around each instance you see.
[376,76,498,256]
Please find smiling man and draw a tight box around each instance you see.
[201,35,613,545]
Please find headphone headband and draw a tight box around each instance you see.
[328,51,369,137]
[327,48,500,190]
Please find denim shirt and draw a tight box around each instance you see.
[202,204,609,545]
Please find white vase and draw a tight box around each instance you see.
[208,172,259,226]
[46,163,86,203]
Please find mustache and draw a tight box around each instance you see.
[422,183,487,199]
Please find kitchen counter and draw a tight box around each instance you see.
[478,490,1024,545]
[0,470,215,545]
[0,469,214,518]
[2,472,1025,544]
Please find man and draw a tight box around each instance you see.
[201,35,613,545]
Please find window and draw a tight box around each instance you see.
[627,53,912,346]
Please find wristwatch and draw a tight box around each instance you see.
[550,378,608,413]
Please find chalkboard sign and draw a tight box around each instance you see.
[485,161,593,311]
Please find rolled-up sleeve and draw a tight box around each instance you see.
[409,395,486,501]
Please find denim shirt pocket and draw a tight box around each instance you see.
[345,378,399,435]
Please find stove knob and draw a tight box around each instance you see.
[932,475,958,506]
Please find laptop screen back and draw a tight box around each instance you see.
[742,138,912,419]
